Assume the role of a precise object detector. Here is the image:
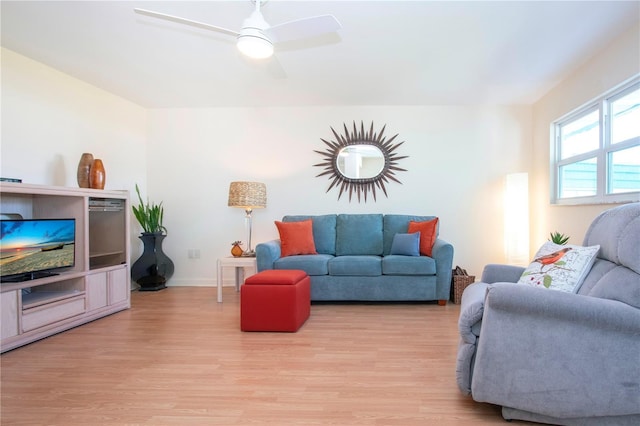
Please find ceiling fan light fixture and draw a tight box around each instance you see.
[134,0,342,63]
[237,32,274,59]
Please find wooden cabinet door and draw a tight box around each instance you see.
[86,272,108,312]
[108,267,128,305]
[1,291,19,339]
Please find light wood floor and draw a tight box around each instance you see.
[1,287,527,425]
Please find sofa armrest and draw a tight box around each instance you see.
[480,263,525,283]
[455,282,490,395]
[432,238,454,301]
[458,282,490,343]
[472,283,640,419]
[255,239,281,272]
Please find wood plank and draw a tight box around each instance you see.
[0,287,527,425]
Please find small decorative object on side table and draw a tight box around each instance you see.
[231,241,243,257]
[217,256,257,303]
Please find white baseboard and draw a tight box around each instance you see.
[166,279,214,287]
[163,265,257,287]
[165,279,243,287]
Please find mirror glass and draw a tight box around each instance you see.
[336,145,385,179]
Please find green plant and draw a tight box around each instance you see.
[132,184,167,234]
[549,231,569,245]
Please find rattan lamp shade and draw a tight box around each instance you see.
[228,182,267,209]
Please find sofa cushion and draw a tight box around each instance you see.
[390,232,421,256]
[577,258,618,295]
[336,214,383,256]
[517,242,600,293]
[274,254,333,276]
[283,214,337,255]
[383,215,437,255]
[618,211,640,275]
[244,269,308,285]
[382,255,436,275]
[588,266,640,309]
[408,218,439,257]
[328,255,382,276]
[583,202,640,273]
[275,220,318,257]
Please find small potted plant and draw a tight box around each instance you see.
[549,231,570,245]
[131,184,174,291]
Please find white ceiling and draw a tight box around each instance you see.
[2,1,639,108]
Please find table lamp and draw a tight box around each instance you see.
[228,181,267,257]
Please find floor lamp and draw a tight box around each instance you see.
[228,181,267,257]
[504,172,529,265]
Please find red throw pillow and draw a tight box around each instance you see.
[275,219,318,257]
[408,218,439,257]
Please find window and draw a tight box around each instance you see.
[552,77,640,204]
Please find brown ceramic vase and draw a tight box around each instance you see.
[77,153,94,188]
[89,159,105,189]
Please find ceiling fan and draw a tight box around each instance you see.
[134,0,342,60]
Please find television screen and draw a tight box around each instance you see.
[0,218,76,282]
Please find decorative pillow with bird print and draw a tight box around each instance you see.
[517,242,600,293]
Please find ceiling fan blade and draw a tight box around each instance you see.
[265,15,341,43]
[134,8,239,38]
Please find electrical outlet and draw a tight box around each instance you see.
[187,249,201,259]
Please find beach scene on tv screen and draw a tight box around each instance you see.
[0,220,75,276]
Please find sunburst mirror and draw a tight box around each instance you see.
[314,121,408,202]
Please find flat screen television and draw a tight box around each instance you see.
[0,218,76,282]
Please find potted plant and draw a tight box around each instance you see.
[131,184,174,291]
[132,184,167,234]
[549,231,570,245]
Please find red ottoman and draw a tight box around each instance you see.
[241,269,310,332]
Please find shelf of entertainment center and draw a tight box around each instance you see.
[89,251,126,269]
[89,250,126,259]
[22,289,85,310]
[0,271,86,292]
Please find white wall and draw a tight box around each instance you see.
[9,23,638,289]
[1,48,148,260]
[148,106,532,285]
[0,48,534,285]
[530,23,640,251]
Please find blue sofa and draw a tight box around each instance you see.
[255,214,454,303]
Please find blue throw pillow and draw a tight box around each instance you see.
[390,232,421,256]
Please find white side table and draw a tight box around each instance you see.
[216,256,257,303]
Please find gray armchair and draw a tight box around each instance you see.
[456,202,640,425]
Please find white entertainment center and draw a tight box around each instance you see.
[1,182,131,353]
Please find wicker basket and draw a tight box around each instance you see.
[451,274,476,304]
